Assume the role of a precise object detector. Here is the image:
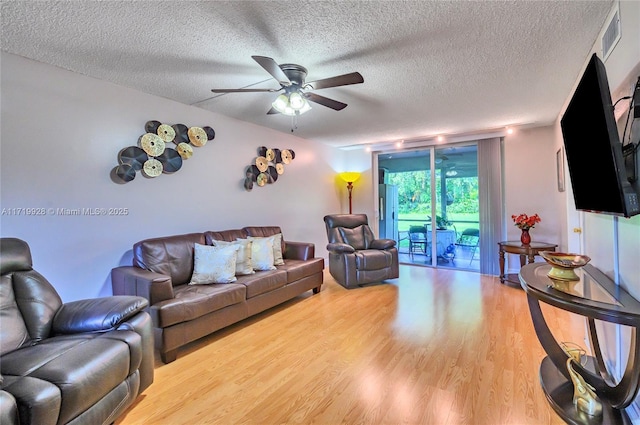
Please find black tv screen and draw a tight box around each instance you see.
[560,53,640,217]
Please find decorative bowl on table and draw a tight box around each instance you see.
[539,251,591,283]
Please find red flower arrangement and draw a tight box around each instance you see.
[511,213,541,230]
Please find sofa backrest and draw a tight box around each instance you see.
[242,226,285,255]
[203,229,247,244]
[0,238,63,355]
[132,228,287,286]
[205,227,286,256]
[133,233,205,286]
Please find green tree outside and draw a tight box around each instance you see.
[387,171,479,243]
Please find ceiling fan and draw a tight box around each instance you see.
[211,56,364,116]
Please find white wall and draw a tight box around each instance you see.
[341,149,376,223]
[558,0,640,298]
[554,1,640,419]
[503,126,564,272]
[0,52,344,302]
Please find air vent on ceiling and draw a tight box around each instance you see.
[602,6,621,61]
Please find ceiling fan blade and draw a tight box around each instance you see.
[211,88,279,93]
[266,107,279,115]
[304,92,347,111]
[306,72,364,90]
[252,56,291,86]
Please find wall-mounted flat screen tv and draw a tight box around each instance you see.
[560,53,639,218]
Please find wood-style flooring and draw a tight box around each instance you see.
[117,266,587,424]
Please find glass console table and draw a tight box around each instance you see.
[519,263,640,424]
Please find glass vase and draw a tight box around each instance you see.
[520,229,531,245]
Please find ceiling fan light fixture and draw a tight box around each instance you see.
[272,91,312,116]
[212,56,363,119]
[282,105,297,116]
[272,94,289,111]
[289,91,305,109]
[298,98,312,114]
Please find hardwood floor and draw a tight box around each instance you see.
[117,266,587,424]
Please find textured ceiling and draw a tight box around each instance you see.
[1,1,613,148]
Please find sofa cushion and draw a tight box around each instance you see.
[0,276,30,355]
[152,283,246,327]
[0,332,140,425]
[13,270,63,346]
[1,375,59,425]
[190,243,238,285]
[209,239,255,276]
[354,250,393,270]
[276,258,324,283]
[133,233,205,286]
[234,270,287,299]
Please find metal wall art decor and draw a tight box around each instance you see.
[244,146,295,191]
[111,120,215,183]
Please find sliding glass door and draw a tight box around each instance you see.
[434,145,479,270]
[379,149,432,264]
[377,143,480,271]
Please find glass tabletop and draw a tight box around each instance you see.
[529,263,620,306]
[499,241,557,249]
[520,263,640,326]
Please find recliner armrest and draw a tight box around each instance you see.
[52,296,148,334]
[326,243,356,253]
[370,239,396,249]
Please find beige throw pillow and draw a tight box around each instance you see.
[248,233,284,266]
[250,237,276,271]
[210,239,255,275]
[189,243,238,284]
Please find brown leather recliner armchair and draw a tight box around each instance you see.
[0,238,154,425]
[324,214,399,288]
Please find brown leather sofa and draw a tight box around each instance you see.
[111,226,324,363]
[0,238,154,425]
[324,214,399,288]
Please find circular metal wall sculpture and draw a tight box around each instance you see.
[244,146,295,191]
[112,120,215,183]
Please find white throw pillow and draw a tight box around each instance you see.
[210,239,255,275]
[248,233,284,266]
[250,237,276,271]
[189,243,238,284]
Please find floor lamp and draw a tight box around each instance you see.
[338,172,361,214]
